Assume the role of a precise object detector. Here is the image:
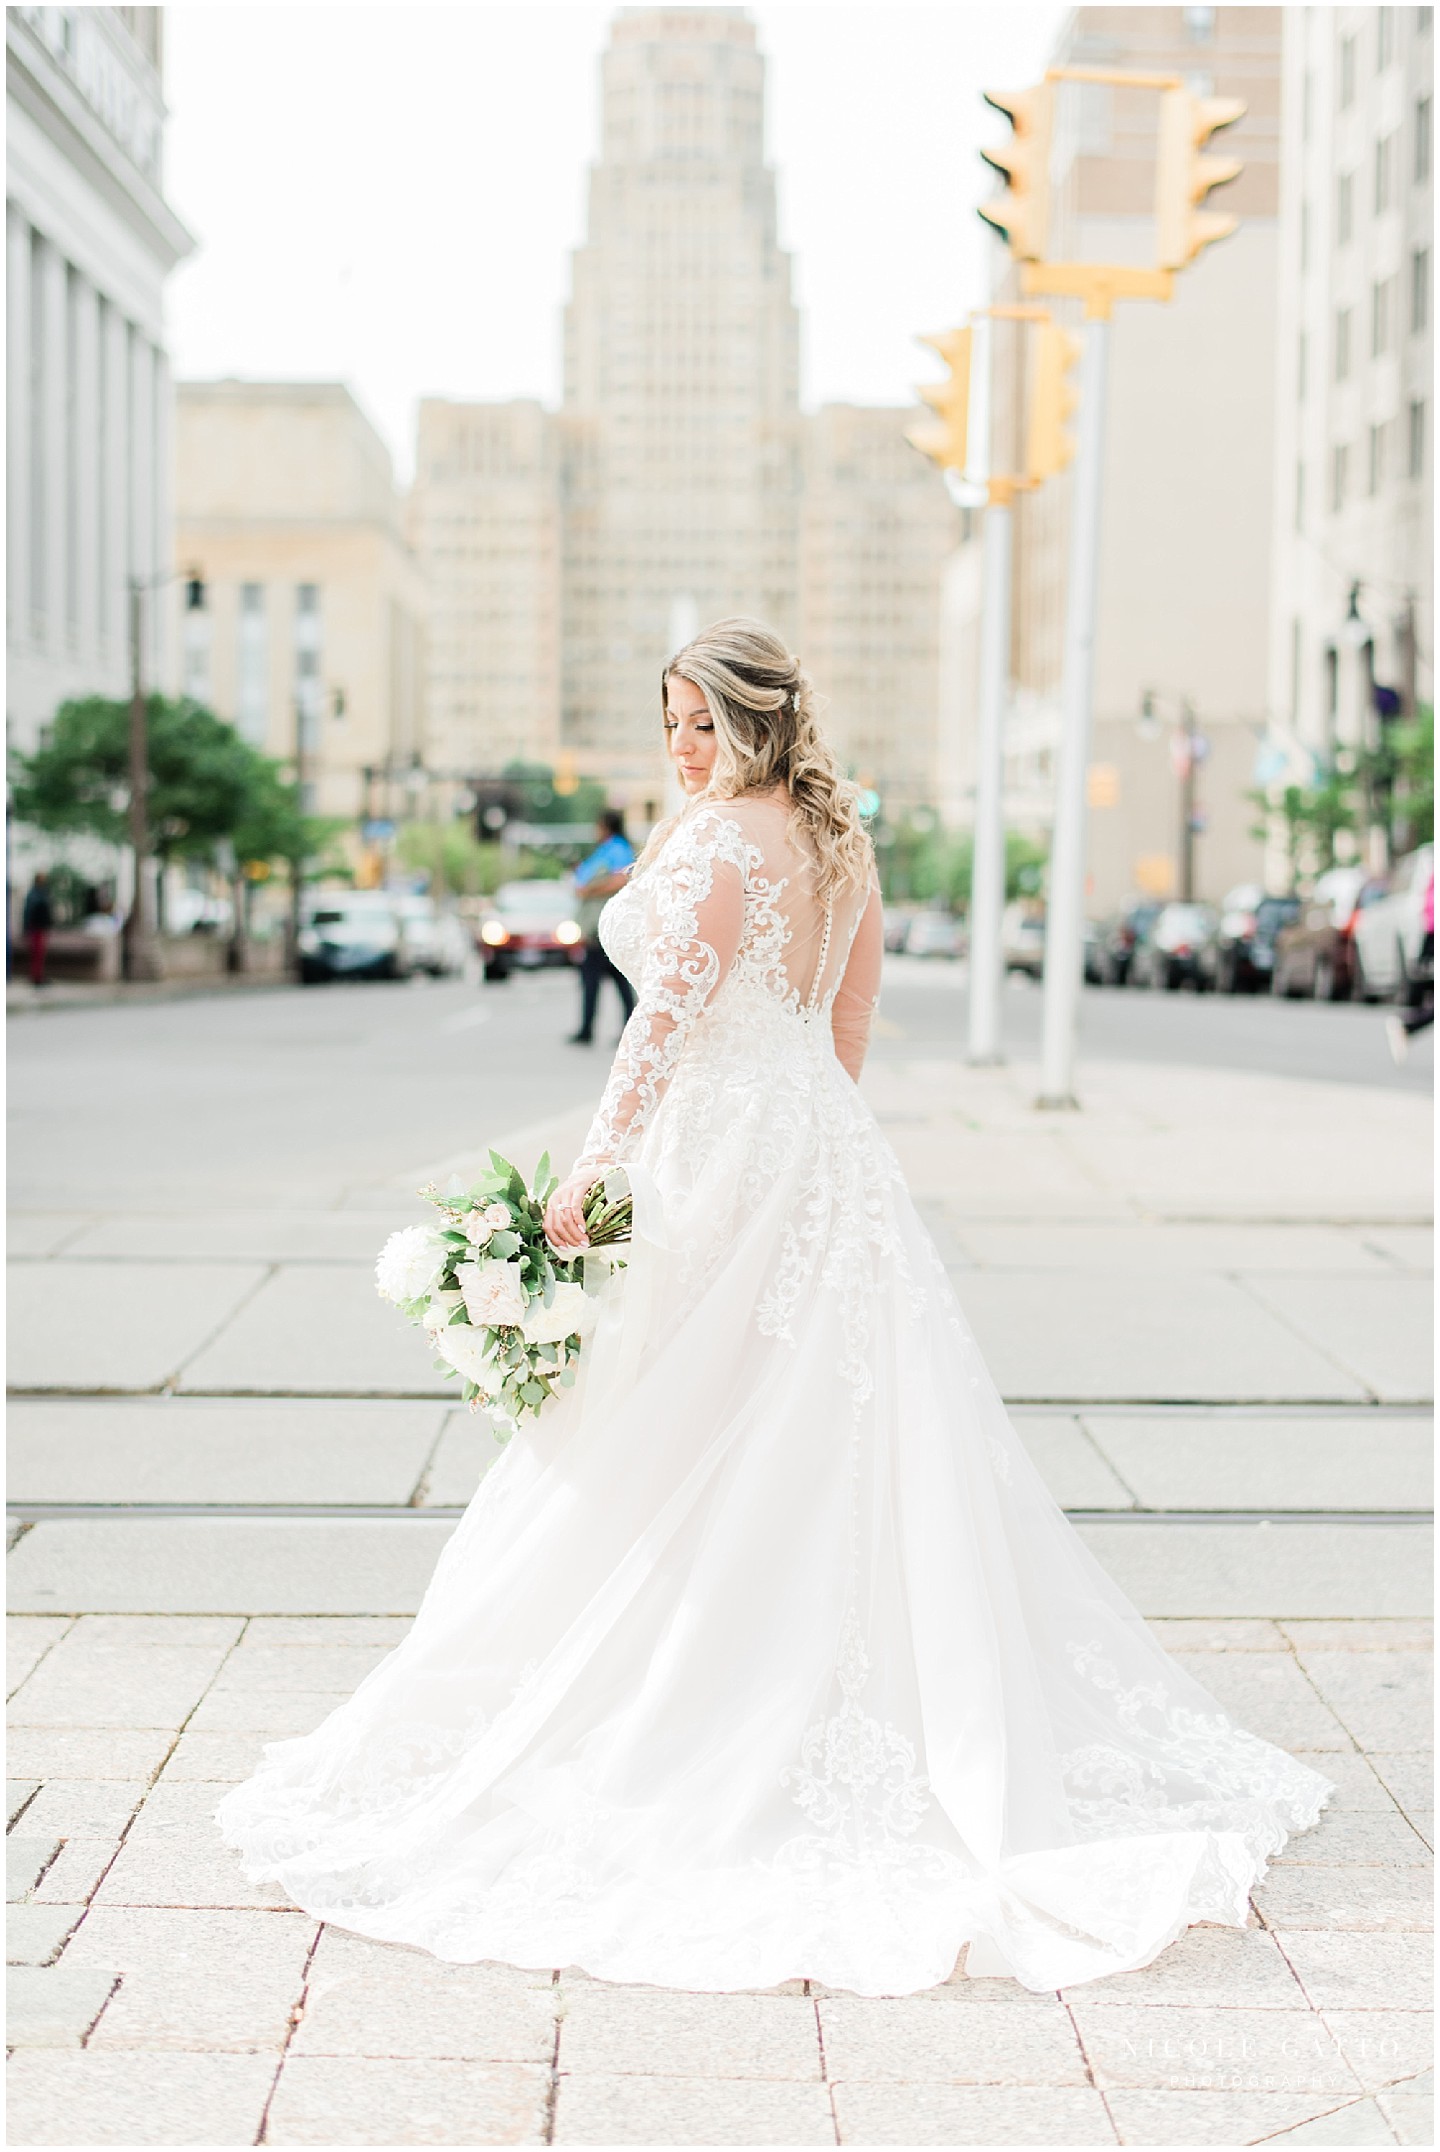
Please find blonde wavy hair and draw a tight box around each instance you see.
[650,618,872,903]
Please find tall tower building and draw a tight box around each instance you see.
[560,7,803,797]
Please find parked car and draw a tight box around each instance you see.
[1096,901,1162,986]
[297,892,411,984]
[904,910,965,959]
[394,893,469,978]
[1270,867,1374,1000]
[476,880,584,981]
[1001,900,1045,977]
[1129,901,1219,991]
[883,906,918,954]
[1214,892,1301,993]
[1350,844,1435,1002]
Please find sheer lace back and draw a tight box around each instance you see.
[578,792,882,1174]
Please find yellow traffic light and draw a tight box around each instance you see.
[907,327,972,471]
[1026,320,1084,480]
[1155,87,1246,269]
[977,83,1054,262]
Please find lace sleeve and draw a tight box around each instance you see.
[831,875,883,1083]
[574,810,751,1173]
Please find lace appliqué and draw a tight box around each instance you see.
[778,1611,938,1874]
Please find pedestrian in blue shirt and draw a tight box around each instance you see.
[569,807,637,1044]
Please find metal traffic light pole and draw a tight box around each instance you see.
[1037,313,1110,1108]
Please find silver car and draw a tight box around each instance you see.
[1351,844,1435,1001]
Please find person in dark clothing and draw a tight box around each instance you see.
[22,872,53,988]
[569,807,637,1045]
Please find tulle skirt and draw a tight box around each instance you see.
[218,1027,1328,1995]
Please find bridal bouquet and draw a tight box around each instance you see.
[375,1151,631,1436]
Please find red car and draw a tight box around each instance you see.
[476,880,584,982]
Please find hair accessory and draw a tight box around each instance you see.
[791,688,801,712]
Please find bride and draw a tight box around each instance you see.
[219,618,1328,1996]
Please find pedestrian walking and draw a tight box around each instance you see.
[22,871,53,989]
[568,806,636,1044]
[1387,866,1434,1062]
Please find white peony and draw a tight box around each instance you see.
[433,1322,500,1388]
[375,1225,446,1306]
[462,1210,494,1246]
[482,1201,513,1229]
[456,1258,528,1330]
[522,1281,598,1346]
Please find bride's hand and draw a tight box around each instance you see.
[545,1169,598,1252]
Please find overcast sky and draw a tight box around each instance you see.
[164,3,1067,476]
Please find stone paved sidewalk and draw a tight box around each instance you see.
[6,1610,1432,2147]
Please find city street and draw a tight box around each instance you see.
[7,962,1433,2146]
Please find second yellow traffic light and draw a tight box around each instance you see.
[906,328,973,471]
[1026,321,1083,481]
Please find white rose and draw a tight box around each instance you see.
[433,1323,500,1387]
[456,1257,528,1330]
[462,1211,493,1246]
[521,1281,598,1346]
[482,1202,513,1230]
[420,1291,463,1333]
[375,1225,446,1305]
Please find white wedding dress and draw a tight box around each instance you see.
[218,795,1329,1995]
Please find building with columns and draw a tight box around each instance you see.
[1267,5,1433,826]
[410,6,957,826]
[6,5,193,751]
[173,382,428,823]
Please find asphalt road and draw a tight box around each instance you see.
[874,953,1435,1093]
[8,953,1430,1212]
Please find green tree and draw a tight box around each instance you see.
[1356,705,1434,857]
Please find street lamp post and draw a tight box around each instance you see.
[123,576,164,983]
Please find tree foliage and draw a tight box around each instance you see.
[10,695,335,873]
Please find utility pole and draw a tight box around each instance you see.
[977,65,1246,1109]
[288,691,309,975]
[123,577,163,982]
[910,303,1078,1068]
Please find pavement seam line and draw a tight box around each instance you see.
[256,1914,325,2145]
[7,1783,43,1833]
[5,1610,78,1708]
[76,1971,124,2049]
[1227,1270,1384,1407]
[164,1260,283,1395]
[1251,2094,1392,2144]
[1073,1416,1145,1509]
[811,1991,840,2146]
[543,1974,563,2146]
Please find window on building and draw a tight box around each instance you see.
[294,582,323,750]
[1339,34,1357,108]
[64,264,79,644]
[1337,171,1354,243]
[1298,331,1308,399]
[1408,398,1427,476]
[182,582,211,704]
[1412,247,1431,331]
[1324,646,1340,745]
[95,295,109,641]
[1335,307,1353,379]
[1300,199,1312,271]
[1372,276,1395,353]
[1303,69,1315,143]
[237,583,268,745]
[1379,8,1396,68]
[1368,422,1386,493]
[1417,96,1433,181]
[1332,442,1350,509]
[1289,618,1302,724]
[1295,459,1306,529]
[1375,133,1397,211]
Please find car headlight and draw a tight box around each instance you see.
[297,929,320,954]
[555,920,582,945]
[480,921,510,946]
